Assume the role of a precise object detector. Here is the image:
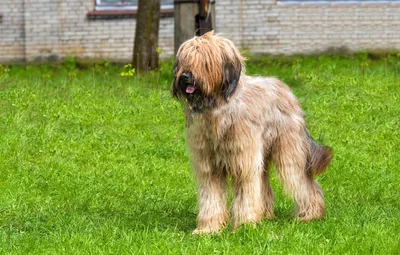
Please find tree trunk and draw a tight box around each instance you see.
[133,0,160,73]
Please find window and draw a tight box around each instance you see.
[95,0,174,11]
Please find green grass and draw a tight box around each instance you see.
[0,53,400,254]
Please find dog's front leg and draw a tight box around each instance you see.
[193,169,228,234]
[231,151,265,230]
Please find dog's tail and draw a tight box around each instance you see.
[307,134,333,176]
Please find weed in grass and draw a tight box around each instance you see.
[120,64,136,78]
[0,64,10,79]
[360,61,369,79]
[396,53,400,79]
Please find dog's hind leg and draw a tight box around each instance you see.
[273,133,325,221]
[262,160,275,219]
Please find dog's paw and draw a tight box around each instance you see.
[231,221,258,232]
[297,212,324,222]
[192,226,222,235]
[264,209,275,220]
[295,207,325,222]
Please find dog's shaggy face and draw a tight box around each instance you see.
[173,31,244,112]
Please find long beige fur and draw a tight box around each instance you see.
[173,31,332,234]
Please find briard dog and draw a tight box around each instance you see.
[172,31,332,234]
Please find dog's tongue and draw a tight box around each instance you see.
[186,85,196,94]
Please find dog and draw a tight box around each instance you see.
[172,31,332,234]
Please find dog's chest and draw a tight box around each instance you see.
[195,113,255,154]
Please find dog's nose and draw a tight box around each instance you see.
[181,72,192,84]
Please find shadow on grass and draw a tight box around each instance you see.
[75,198,198,234]
[73,196,296,234]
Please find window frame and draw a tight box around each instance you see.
[95,0,174,11]
[88,0,174,19]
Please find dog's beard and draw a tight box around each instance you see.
[177,73,216,113]
[179,84,215,113]
[186,92,215,113]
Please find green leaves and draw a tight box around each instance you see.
[0,64,10,79]
[120,64,136,78]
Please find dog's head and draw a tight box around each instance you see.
[172,31,245,112]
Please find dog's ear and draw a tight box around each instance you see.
[222,61,241,101]
[172,59,179,98]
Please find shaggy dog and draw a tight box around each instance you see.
[172,31,332,234]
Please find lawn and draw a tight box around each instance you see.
[0,53,399,254]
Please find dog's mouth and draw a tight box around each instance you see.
[176,72,215,113]
[179,72,196,94]
[185,83,196,94]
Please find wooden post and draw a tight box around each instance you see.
[174,0,216,54]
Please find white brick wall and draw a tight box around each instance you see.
[1,0,399,63]
[216,1,400,55]
[0,0,174,63]
[0,0,25,62]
